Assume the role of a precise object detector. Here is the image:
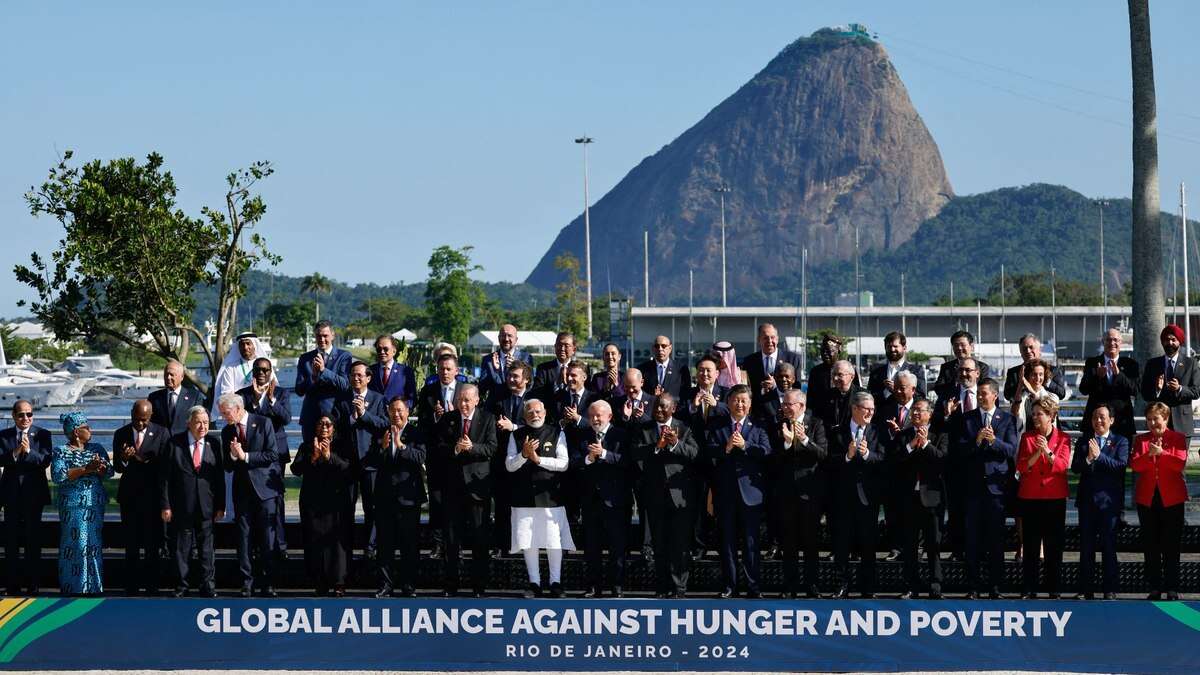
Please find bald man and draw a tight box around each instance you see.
[113,399,171,595]
[478,324,534,403]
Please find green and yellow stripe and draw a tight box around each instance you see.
[0,598,104,663]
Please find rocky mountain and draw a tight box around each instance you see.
[526,28,953,303]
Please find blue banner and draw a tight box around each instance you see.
[1,597,1198,672]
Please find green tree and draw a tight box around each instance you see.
[0,325,78,363]
[260,301,316,348]
[424,245,481,346]
[554,253,587,338]
[15,152,279,393]
[300,272,333,322]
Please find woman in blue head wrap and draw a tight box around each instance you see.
[51,410,111,595]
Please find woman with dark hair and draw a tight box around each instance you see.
[1129,402,1189,600]
[1015,396,1070,599]
[291,413,355,596]
[1011,358,1058,433]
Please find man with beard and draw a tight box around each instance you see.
[867,331,927,405]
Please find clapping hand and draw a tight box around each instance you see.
[562,405,581,424]
[1088,437,1101,462]
[781,419,796,445]
[607,369,619,389]
[85,453,104,474]
[761,374,776,393]
[121,442,137,461]
[587,440,604,461]
[883,378,895,392]
[15,433,28,456]
[661,425,678,448]
[1156,374,1165,391]
[497,415,515,432]
[913,425,929,449]
[856,437,869,457]
[726,429,745,454]
[886,418,901,435]
[455,434,472,454]
[433,401,446,420]
[654,384,665,396]
[944,398,959,417]
[976,425,995,445]
[522,437,541,464]
[1149,437,1163,457]
[312,352,325,375]
[1167,377,1182,393]
[352,395,367,417]
[229,438,246,462]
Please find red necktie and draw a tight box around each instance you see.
[134,431,143,452]
[963,390,975,412]
[382,365,391,388]
[238,423,247,444]
[462,418,470,437]
[898,406,907,426]
[733,420,742,435]
[192,440,203,470]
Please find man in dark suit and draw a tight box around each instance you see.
[159,406,225,598]
[890,398,947,599]
[806,333,860,418]
[112,399,169,595]
[819,360,863,440]
[934,355,981,559]
[148,359,202,436]
[295,319,353,441]
[743,323,804,408]
[488,360,533,557]
[370,334,418,409]
[933,330,992,390]
[435,383,497,596]
[631,393,700,598]
[1079,328,1140,441]
[753,362,797,427]
[1071,404,1129,600]
[828,391,885,599]
[237,357,291,560]
[611,369,656,430]
[0,400,52,595]
[1003,333,1067,402]
[707,384,772,598]
[874,369,919,562]
[1140,323,1200,440]
[958,379,1018,599]
[638,335,692,400]
[365,398,427,597]
[334,361,389,558]
[571,399,632,597]
[680,353,728,560]
[867,331,928,405]
[217,394,280,597]
[768,389,827,598]
[534,332,586,399]
[417,352,463,559]
[478,324,534,403]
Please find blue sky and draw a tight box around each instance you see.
[3,1,1199,316]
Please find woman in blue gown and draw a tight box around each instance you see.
[50,411,111,596]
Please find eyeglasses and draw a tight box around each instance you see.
[315,421,334,428]
[252,367,271,374]
[14,412,33,419]
[958,367,977,373]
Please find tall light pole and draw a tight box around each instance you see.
[854,222,862,373]
[713,185,731,307]
[1182,183,1191,353]
[575,136,594,339]
[1098,199,1110,330]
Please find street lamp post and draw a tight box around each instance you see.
[575,136,594,340]
[1098,199,1110,330]
[713,185,731,307]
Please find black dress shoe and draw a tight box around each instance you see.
[690,549,704,562]
[240,587,253,598]
[1019,592,1035,600]
[655,591,670,599]
[884,550,901,562]
[988,591,1002,600]
[376,586,394,598]
[672,591,687,599]
[781,591,797,600]
[899,590,915,600]
[929,590,943,600]
[718,588,735,599]
[442,589,457,598]
[965,591,979,600]
[764,546,780,561]
[1048,593,1061,600]
[202,588,218,598]
[833,586,850,599]
[582,587,598,599]
[1167,591,1180,601]
[333,586,346,598]
[745,590,761,599]
[806,586,822,599]
[550,583,564,598]
[860,592,875,599]
[1103,592,1116,601]
[1075,592,1093,601]
[611,587,624,598]
[172,588,187,598]
[261,587,278,598]
[1147,592,1162,601]
[472,590,485,599]
[524,583,540,599]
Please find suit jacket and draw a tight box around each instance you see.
[610,391,656,429]
[477,349,533,402]
[1140,353,1200,437]
[818,386,862,439]
[363,424,427,509]
[533,359,589,400]
[805,361,861,419]
[290,438,354,514]
[112,421,170,508]
[1129,430,1189,507]
[487,388,530,463]
[637,358,692,400]
[550,387,601,446]
[706,415,772,507]
[752,387,799,427]
[416,379,458,437]
[160,432,225,522]
[295,347,353,435]
[1003,362,1067,402]
[1071,432,1129,511]
[679,384,729,432]
[934,358,992,390]
[586,370,626,398]
[569,424,632,508]
[148,387,203,436]
[743,348,804,405]
[0,425,53,509]
[826,420,886,506]
[891,425,948,508]
[767,411,828,500]
[867,361,928,404]
[368,361,418,409]
[331,389,389,466]
[956,408,1019,499]
[221,412,280,502]
[1079,354,1140,441]
[631,419,700,510]
[435,409,497,501]
[237,384,292,466]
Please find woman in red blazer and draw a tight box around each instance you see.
[1016,396,1071,598]
[1129,402,1189,600]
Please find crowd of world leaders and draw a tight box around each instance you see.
[0,320,1190,602]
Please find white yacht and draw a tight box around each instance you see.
[56,354,160,398]
[0,338,93,409]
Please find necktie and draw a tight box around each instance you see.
[462,417,470,437]
[442,386,451,409]
[1166,357,1175,381]
[596,430,605,447]
[963,389,975,412]
[169,390,178,419]
[382,364,391,388]
[658,363,666,386]
[571,392,580,409]
[238,423,247,445]
[134,431,143,452]
[983,411,992,428]
[765,355,774,377]
[898,406,907,427]
[733,420,742,436]
[192,439,203,470]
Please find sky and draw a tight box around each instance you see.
[3,1,1200,317]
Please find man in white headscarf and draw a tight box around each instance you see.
[712,340,741,389]
[211,333,271,419]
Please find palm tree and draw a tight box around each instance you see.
[301,272,333,322]
[1129,0,1165,366]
